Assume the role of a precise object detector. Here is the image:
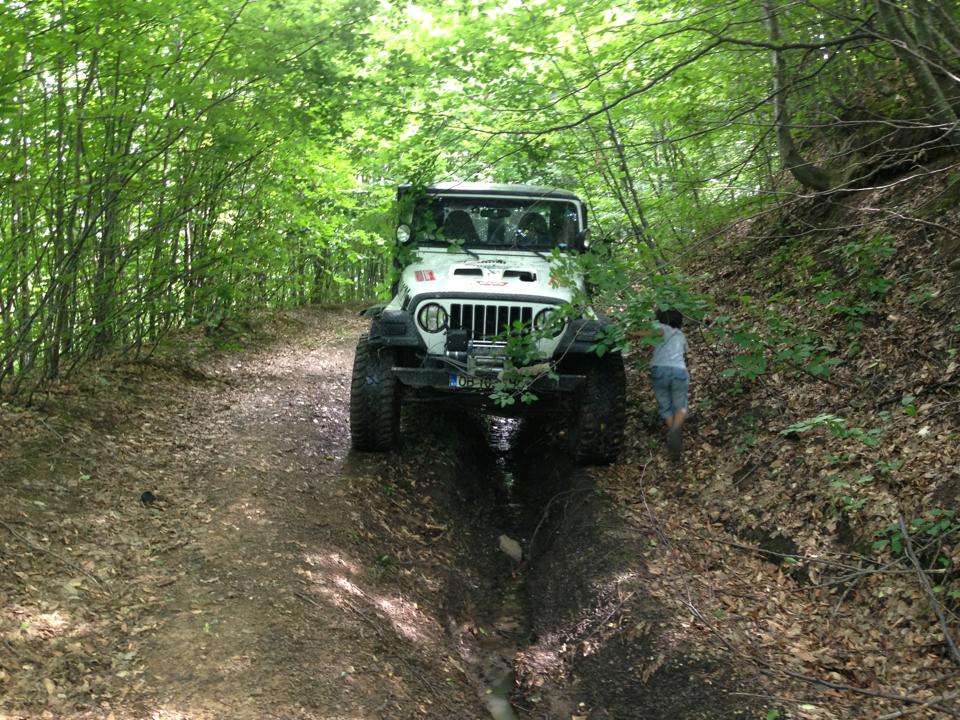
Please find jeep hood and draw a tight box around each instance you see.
[400,248,580,303]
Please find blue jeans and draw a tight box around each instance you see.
[651,366,689,419]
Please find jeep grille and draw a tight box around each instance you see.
[450,303,533,341]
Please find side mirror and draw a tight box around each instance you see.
[396,223,411,244]
[574,228,591,252]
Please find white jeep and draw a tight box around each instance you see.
[350,183,626,464]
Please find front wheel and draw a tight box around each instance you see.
[570,353,626,465]
[349,335,400,451]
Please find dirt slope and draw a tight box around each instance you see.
[588,160,960,719]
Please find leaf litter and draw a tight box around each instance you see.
[0,308,487,719]
[596,164,960,719]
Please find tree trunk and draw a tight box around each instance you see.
[764,0,836,191]
[911,0,960,113]
[876,0,960,144]
[932,0,960,56]
[572,13,663,258]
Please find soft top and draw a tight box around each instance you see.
[397,182,581,202]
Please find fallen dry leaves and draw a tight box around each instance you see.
[601,161,960,718]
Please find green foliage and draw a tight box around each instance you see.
[0,0,389,393]
[805,234,898,336]
[780,414,883,447]
[781,413,846,435]
[872,510,959,555]
[829,473,874,514]
[876,459,903,476]
[487,315,561,407]
[829,235,897,288]
[708,307,837,386]
[0,0,934,396]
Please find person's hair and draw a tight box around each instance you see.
[656,308,683,329]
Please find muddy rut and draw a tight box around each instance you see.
[1,308,752,720]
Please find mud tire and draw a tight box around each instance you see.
[350,334,400,451]
[570,353,626,465]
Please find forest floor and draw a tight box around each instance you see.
[2,191,959,720]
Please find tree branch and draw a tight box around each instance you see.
[898,515,960,667]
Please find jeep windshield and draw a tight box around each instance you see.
[412,196,579,251]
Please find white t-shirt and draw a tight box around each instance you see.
[651,322,688,370]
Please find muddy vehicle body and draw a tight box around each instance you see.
[350,183,625,464]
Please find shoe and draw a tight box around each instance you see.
[667,425,682,460]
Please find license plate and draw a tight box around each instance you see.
[448,373,494,390]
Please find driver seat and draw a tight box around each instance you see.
[515,213,550,246]
[441,210,479,243]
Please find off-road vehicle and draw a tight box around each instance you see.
[350,183,626,464]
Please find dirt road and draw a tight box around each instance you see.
[1,307,754,720]
[1,309,492,718]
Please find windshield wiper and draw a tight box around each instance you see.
[503,241,551,260]
[453,245,480,260]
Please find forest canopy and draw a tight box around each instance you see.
[2,0,958,393]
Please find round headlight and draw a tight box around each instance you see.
[417,303,448,332]
[534,308,564,337]
[533,308,552,332]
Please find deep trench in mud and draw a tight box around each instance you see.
[399,406,756,720]
[397,407,575,718]
[405,408,599,718]
[475,414,570,720]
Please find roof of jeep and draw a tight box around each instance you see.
[397,182,581,201]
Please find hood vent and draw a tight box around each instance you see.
[503,270,536,282]
[453,268,484,276]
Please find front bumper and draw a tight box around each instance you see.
[369,310,425,348]
[392,367,584,393]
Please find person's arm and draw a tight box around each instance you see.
[626,324,664,340]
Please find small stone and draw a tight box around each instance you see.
[498,534,522,562]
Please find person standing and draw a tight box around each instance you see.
[631,309,690,460]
